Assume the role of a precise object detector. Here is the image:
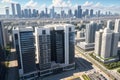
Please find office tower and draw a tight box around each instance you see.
[45,7,48,17]
[95,29,103,56]
[33,9,37,17]
[35,27,51,70]
[90,9,93,17]
[28,9,32,18]
[5,7,9,18]
[50,6,55,18]
[16,4,22,18]
[21,10,24,17]
[47,24,75,65]
[74,9,78,18]
[68,9,72,18]
[107,20,114,30]
[24,9,29,18]
[13,27,37,79]
[77,5,82,18]
[61,10,65,18]
[85,9,89,16]
[11,3,16,17]
[40,11,45,18]
[98,10,100,17]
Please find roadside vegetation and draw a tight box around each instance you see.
[82,74,91,80]
[117,69,120,73]
[90,53,120,70]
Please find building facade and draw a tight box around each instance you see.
[13,24,75,79]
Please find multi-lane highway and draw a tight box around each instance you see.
[75,46,120,80]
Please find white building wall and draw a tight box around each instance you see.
[101,29,112,58]
[94,30,103,56]
[111,32,119,57]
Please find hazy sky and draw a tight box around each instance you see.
[0,0,120,14]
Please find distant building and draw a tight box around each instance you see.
[16,4,22,18]
[77,21,102,51]
[90,9,93,17]
[68,9,72,18]
[107,20,114,30]
[98,10,101,17]
[50,6,55,18]
[85,21,102,43]
[24,9,29,18]
[74,9,78,18]
[11,3,16,17]
[77,5,82,18]
[85,9,89,16]
[28,9,32,18]
[5,7,9,18]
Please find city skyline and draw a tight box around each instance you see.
[0,0,120,14]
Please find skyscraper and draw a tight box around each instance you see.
[68,9,72,18]
[90,9,93,17]
[95,21,119,61]
[13,24,75,79]
[28,9,32,18]
[98,10,101,17]
[11,3,16,17]
[16,4,22,18]
[77,5,82,18]
[85,21,102,43]
[45,7,48,17]
[107,20,114,30]
[13,27,37,79]
[5,7,9,18]
[85,9,89,16]
[95,29,103,56]
[74,9,78,18]
[50,6,55,18]
[35,27,51,70]
[24,9,29,18]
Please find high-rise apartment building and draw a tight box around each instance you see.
[77,21,102,51]
[95,20,119,62]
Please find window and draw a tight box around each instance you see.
[69,27,71,31]
[15,34,18,40]
[42,30,46,34]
